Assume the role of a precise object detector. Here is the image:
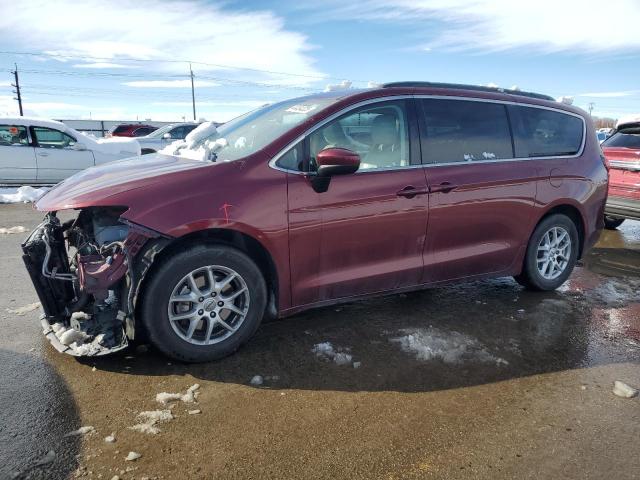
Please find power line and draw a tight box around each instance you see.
[0,50,364,83]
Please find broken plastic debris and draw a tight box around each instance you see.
[188,409,202,415]
[613,380,638,398]
[104,433,116,443]
[125,451,142,461]
[65,426,95,436]
[250,375,264,386]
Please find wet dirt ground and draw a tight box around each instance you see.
[1,203,639,480]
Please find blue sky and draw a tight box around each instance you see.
[1,0,639,122]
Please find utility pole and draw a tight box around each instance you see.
[11,63,23,116]
[189,63,196,121]
[588,102,595,116]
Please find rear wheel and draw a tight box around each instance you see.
[604,216,625,230]
[514,214,579,291]
[141,244,267,362]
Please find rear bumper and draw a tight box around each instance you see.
[605,196,640,221]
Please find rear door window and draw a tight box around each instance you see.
[510,106,583,157]
[0,125,29,146]
[602,131,640,148]
[419,99,513,164]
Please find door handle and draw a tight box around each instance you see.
[37,151,49,157]
[396,185,429,199]
[429,182,457,194]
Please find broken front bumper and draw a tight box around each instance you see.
[21,215,134,356]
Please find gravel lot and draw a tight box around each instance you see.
[1,203,639,480]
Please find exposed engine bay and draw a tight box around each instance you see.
[21,207,163,356]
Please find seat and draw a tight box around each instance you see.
[364,114,402,168]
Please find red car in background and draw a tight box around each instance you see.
[107,123,158,138]
[602,119,640,229]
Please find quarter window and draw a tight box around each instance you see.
[511,106,583,157]
[309,101,410,171]
[420,99,513,163]
[0,125,29,146]
[32,127,76,149]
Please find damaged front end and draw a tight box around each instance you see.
[22,207,161,356]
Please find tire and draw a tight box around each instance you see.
[604,216,625,230]
[514,214,579,291]
[141,244,267,362]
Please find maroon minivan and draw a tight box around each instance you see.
[22,82,608,362]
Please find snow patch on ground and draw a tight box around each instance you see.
[65,425,95,436]
[613,380,638,398]
[6,302,40,315]
[104,433,116,443]
[0,186,49,203]
[250,375,263,386]
[155,384,200,405]
[130,409,173,435]
[0,225,27,234]
[125,451,142,461]
[312,342,354,366]
[389,327,508,366]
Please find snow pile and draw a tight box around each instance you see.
[0,225,27,234]
[65,425,95,437]
[0,186,49,204]
[6,302,40,315]
[613,380,638,398]
[312,342,354,366]
[188,409,202,415]
[91,136,140,156]
[250,375,263,386]
[324,80,352,92]
[130,409,173,435]
[556,96,574,105]
[390,327,508,365]
[125,451,142,461]
[49,320,108,355]
[155,384,200,405]
[104,433,116,443]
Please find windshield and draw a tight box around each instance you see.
[603,130,640,149]
[146,124,175,138]
[180,93,348,161]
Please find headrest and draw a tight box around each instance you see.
[371,115,398,145]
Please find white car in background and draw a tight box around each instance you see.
[0,117,141,185]
[137,122,200,154]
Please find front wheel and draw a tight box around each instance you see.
[514,214,579,291]
[604,216,625,230]
[141,244,267,362]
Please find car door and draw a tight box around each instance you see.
[418,97,538,283]
[283,99,430,306]
[0,124,37,183]
[31,126,95,183]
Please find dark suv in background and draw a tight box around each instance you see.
[23,82,607,362]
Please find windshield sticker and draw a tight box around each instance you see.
[285,104,318,115]
[8,126,18,135]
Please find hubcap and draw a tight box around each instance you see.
[167,265,250,345]
[536,226,571,280]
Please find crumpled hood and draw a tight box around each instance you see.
[36,153,211,211]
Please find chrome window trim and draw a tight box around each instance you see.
[268,94,587,175]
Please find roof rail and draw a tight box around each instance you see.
[382,82,555,102]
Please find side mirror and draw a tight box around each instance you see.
[72,142,87,151]
[316,148,360,177]
[310,148,360,193]
[163,132,173,140]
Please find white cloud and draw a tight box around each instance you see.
[0,81,11,88]
[578,90,640,98]
[303,0,640,53]
[0,0,324,84]
[123,80,220,88]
